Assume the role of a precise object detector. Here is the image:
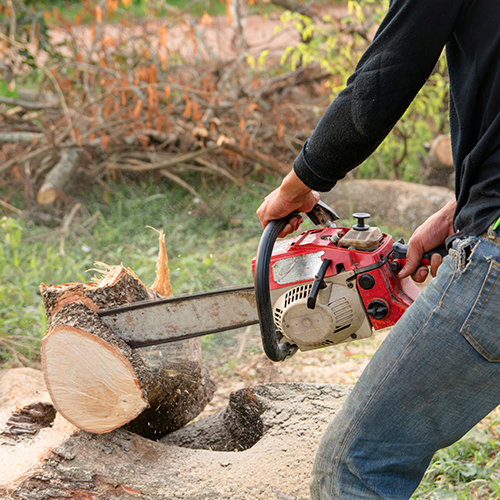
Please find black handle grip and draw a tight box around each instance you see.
[254,202,338,361]
[392,241,448,265]
[254,217,298,362]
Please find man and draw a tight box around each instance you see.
[257,0,500,498]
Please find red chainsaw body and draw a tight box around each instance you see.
[251,226,420,332]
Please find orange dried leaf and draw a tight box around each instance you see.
[277,122,284,140]
[95,5,102,24]
[133,99,143,120]
[201,12,212,25]
[149,64,157,84]
[182,95,192,118]
[239,118,245,131]
[164,85,171,100]
[192,101,202,121]
[100,134,110,150]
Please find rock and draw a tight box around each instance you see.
[322,179,454,233]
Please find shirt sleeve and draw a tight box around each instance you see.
[294,0,467,191]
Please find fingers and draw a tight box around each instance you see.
[278,215,303,238]
[430,253,443,277]
[398,240,423,279]
[411,266,429,283]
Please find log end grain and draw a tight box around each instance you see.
[41,325,148,434]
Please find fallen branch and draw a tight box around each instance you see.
[106,144,221,173]
[223,143,290,175]
[37,147,84,205]
[0,145,52,176]
[0,132,45,143]
[0,96,59,110]
[159,169,211,211]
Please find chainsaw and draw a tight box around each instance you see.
[98,202,447,362]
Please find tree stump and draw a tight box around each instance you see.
[39,231,215,438]
[422,135,454,188]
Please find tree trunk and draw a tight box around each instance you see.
[0,383,351,500]
[39,232,215,438]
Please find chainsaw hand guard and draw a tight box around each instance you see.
[254,216,299,361]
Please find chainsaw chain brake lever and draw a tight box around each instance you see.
[254,201,338,362]
[306,200,340,228]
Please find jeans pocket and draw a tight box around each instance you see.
[460,259,500,362]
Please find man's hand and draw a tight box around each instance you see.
[257,170,320,238]
[398,199,457,283]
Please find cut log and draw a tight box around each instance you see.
[0,383,351,500]
[422,135,454,187]
[39,231,215,438]
[36,147,84,205]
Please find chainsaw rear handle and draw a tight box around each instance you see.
[391,241,448,271]
[254,202,339,361]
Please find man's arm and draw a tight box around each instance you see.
[398,198,457,282]
[292,0,467,191]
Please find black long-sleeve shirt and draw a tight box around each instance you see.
[294,0,500,239]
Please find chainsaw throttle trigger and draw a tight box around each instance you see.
[307,258,332,310]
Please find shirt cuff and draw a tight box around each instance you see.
[293,141,338,192]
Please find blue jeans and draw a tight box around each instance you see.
[310,227,500,499]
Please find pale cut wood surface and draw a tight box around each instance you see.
[42,325,148,434]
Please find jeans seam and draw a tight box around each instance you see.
[461,260,500,362]
[331,261,458,490]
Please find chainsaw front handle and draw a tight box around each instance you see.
[254,202,339,361]
[254,216,299,361]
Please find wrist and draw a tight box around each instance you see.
[279,170,312,204]
[438,198,457,236]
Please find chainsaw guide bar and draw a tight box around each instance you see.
[98,286,258,348]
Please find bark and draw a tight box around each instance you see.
[36,147,84,205]
[0,383,351,500]
[39,233,215,438]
